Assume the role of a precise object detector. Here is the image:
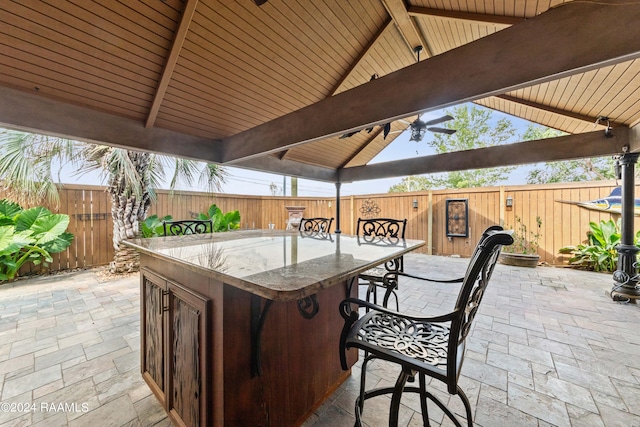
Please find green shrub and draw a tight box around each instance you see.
[197,204,240,232]
[503,216,542,255]
[0,199,74,281]
[140,204,240,237]
[140,214,173,238]
[559,219,637,272]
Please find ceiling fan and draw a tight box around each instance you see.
[401,114,456,142]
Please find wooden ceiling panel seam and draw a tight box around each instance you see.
[579,67,623,119]
[0,54,154,110]
[584,63,640,121]
[154,108,234,137]
[210,2,348,89]
[70,0,176,46]
[170,60,293,118]
[172,55,306,123]
[1,8,166,78]
[0,25,162,87]
[152,117,223,140]
[186,16,328,106]
[34,0,171,67]
[329,18,393,96]
[158,94,252,134]
[0,41,157,98]
[178,33,315,108]
[162,84,273,127]
[0,71,148,121]
[145,0,195,129]
[118,0,183,31]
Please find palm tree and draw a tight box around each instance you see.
[0,129,227,273]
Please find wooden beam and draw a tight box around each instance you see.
[381,0,432,59]
[232,156,338,182]
[329,18,393,96]
[492,95,620,128]
[145,0,198,128]
[0,86,219,162]
[407,6,525,26]
[338,126,385,169]
[218,1,640,164]
[630,124,640,153]
[339,129,630,182]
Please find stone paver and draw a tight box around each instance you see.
[0,255,638,426]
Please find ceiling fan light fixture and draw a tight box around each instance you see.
[409,119,427,142]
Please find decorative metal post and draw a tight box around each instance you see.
[611,152,640,301]
[335,182,342,234]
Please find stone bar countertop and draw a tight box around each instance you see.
[124,229,425,301]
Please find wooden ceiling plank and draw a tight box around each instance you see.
[0,72,148,121]
[218,1,640,164]
[407,6,526,25]
[495,95,615,128]
[0,14,158,84]
[146,0,198,128]
[381,0,431,57]
[329,18,393,96]
[340,129,630,182]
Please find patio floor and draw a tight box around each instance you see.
[1,254,639,427]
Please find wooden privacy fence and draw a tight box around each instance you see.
[11,180,640,275]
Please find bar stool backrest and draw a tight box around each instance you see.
[163,219,213,236]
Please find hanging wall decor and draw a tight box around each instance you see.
[359,199,381,219]
[446,199,469,237]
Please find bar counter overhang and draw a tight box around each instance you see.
[124,230,425,426]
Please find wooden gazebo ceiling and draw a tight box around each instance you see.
[1,0,640,183]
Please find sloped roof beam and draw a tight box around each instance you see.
[493,95,622,128]
[145,0,198,128]
[340,129,630,182]
[218,0,640,164]
[407,6,526,25]
[381,0,432,59]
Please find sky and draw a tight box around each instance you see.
[55,102,537,197]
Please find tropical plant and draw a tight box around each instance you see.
[503,216,542,255]
[197,204,241,232]
[140,214,173,238]
[0,129,227,273]
[559,219,636,272]
[0,199,74,281]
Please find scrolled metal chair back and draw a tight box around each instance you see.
[163,219,212,236]
[356,218,407,246]
[299,217,334,233]
[449,231,513,370]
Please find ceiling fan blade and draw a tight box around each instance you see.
[423,115,454,126]
[428,127,456,135]
[254,0,268,5]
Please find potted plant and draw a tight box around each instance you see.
[499,216,542,267]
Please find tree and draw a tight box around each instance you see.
[389,105,517,191]
[0,130,227,273]
[388,176,432,192]
[522,124,616,183]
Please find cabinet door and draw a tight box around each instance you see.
[140,269,167,407]
[167,281,210,427]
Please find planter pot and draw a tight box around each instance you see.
[498,252,540,268]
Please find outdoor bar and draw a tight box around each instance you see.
[124,230,424,426]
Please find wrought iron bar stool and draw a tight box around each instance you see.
[356,217,407,310]
[163,219,213,236]
[299,217,334,233]
[340,229,513,427]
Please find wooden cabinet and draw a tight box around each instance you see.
[140,268,210,427]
